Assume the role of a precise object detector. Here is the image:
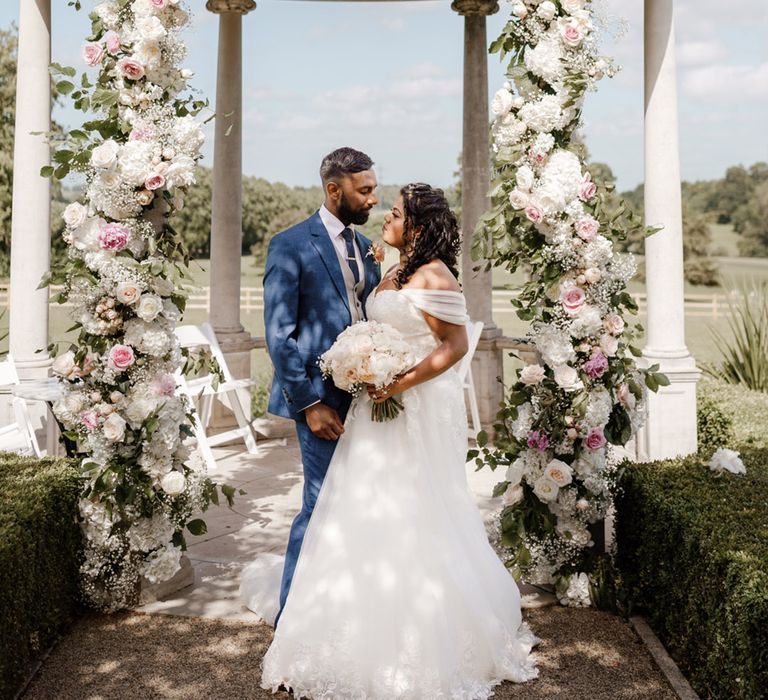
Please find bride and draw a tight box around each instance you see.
[241,183,538,698]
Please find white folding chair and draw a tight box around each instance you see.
[0,355,43,457]
[456,320,484,439]
[175,323,259,460]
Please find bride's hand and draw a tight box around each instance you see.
[366,378,402,404]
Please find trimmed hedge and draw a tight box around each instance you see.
[0,454,83,700]
[616,447,768,699]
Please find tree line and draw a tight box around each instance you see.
[0,24,766,286]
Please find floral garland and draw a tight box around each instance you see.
[471,0,667,606]
[42,0,234,611]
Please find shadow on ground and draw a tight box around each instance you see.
[22,607,676,699]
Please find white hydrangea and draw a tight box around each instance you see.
[172,115,205,157]
[510,403,534,440]
[128,512,175,552]
[557,572,592,607]
[119,140,155,186]
[524,35,564,83]
[141,543,183,584]
[124,318,173,356]
[518,94,565,133]
[569,305,603,338]
[539,149,583,205]
[585,386,613,428]
[534,325,577,366]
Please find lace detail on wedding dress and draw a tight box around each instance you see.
[262,620,539,699]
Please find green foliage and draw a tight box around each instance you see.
[0,454,83,700]
[696,391,735,454]
[734,180,768,257]
[704,282,768,392]
[615,447,768,699]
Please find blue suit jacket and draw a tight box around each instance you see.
[264,211,381,421]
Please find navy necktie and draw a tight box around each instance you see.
[341,227,360,286]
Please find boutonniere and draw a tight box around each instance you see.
[366,241,386,265]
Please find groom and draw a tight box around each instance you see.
[263,147,381,625]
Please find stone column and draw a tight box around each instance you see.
[637,0,700,460]
[206,0,257,430]
[452,0,501,430]
[7,0,52,432]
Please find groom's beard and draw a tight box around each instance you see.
[338,195,371,226]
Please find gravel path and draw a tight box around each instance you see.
[22,606,677,700]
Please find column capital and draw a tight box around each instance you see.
[451,0,499,17]
[206,0,256,14]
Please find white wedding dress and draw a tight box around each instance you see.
[240,288,538,699]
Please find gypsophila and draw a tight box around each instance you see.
[471,0,666,605]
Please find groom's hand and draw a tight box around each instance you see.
[304,403,345,440]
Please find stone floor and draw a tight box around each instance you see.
[137,436,556,621]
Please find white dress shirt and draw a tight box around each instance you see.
[319,204,365,322]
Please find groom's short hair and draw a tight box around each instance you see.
[320,147,374,184]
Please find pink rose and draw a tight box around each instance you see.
[104,31,121,55]
[80,410,99,429]
[108,344,135,372]
[82,42,103,66]
[579,172,597,202]
[560,285,586,316]
[527,430,550,452]
[98,222,129,251]
[528,150,546,164]
[561,22,584,47]
[584,351,609,379]
[617,383,636,411]
[151,373,176,397]
[575,216,599,241]
[584,427,606,450]
[116,57,145,81]
[525,205,543,224]
[144,173,166,191]
[151,0,168,6]
[603,313,625,336]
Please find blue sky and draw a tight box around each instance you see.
[2,0,766,190]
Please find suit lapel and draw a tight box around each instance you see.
[309,213,350,315]
[356,231,379,304]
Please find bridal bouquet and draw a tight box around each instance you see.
[319,321,414,422]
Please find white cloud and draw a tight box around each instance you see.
[684,62,768,99]
[677,39,728,67]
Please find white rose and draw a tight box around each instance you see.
[63,202,88,229]
[517,165,535,191]
[599,334,619,357]
[135,41,162,69]
[164,156,196,188]
[553,365,583,392]
[135,16,167,41]
[512,3,528,18]
[537,1,557,21]
[603,313,625,336]
[52,351,77,378]
[520,363,545,385]
[152,276,175,297]
[91,139,120,169]
[544,458,573,487]
[503,484,524,506]
[136,294,164,322]
[708,448,746,475]
[102,413,126,442]
[125,396,157,425]
[511,95,525,110]
[533,476,559,502]
[505,458,525,486]
[160,470,186,495]
[584,267,602,284]
[508,188,529,209]
[562,0,586,13]
[63,392,86,415]
[491,88,514,116]
[115,281,141,305]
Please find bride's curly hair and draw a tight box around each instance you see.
[395,183,462,290]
